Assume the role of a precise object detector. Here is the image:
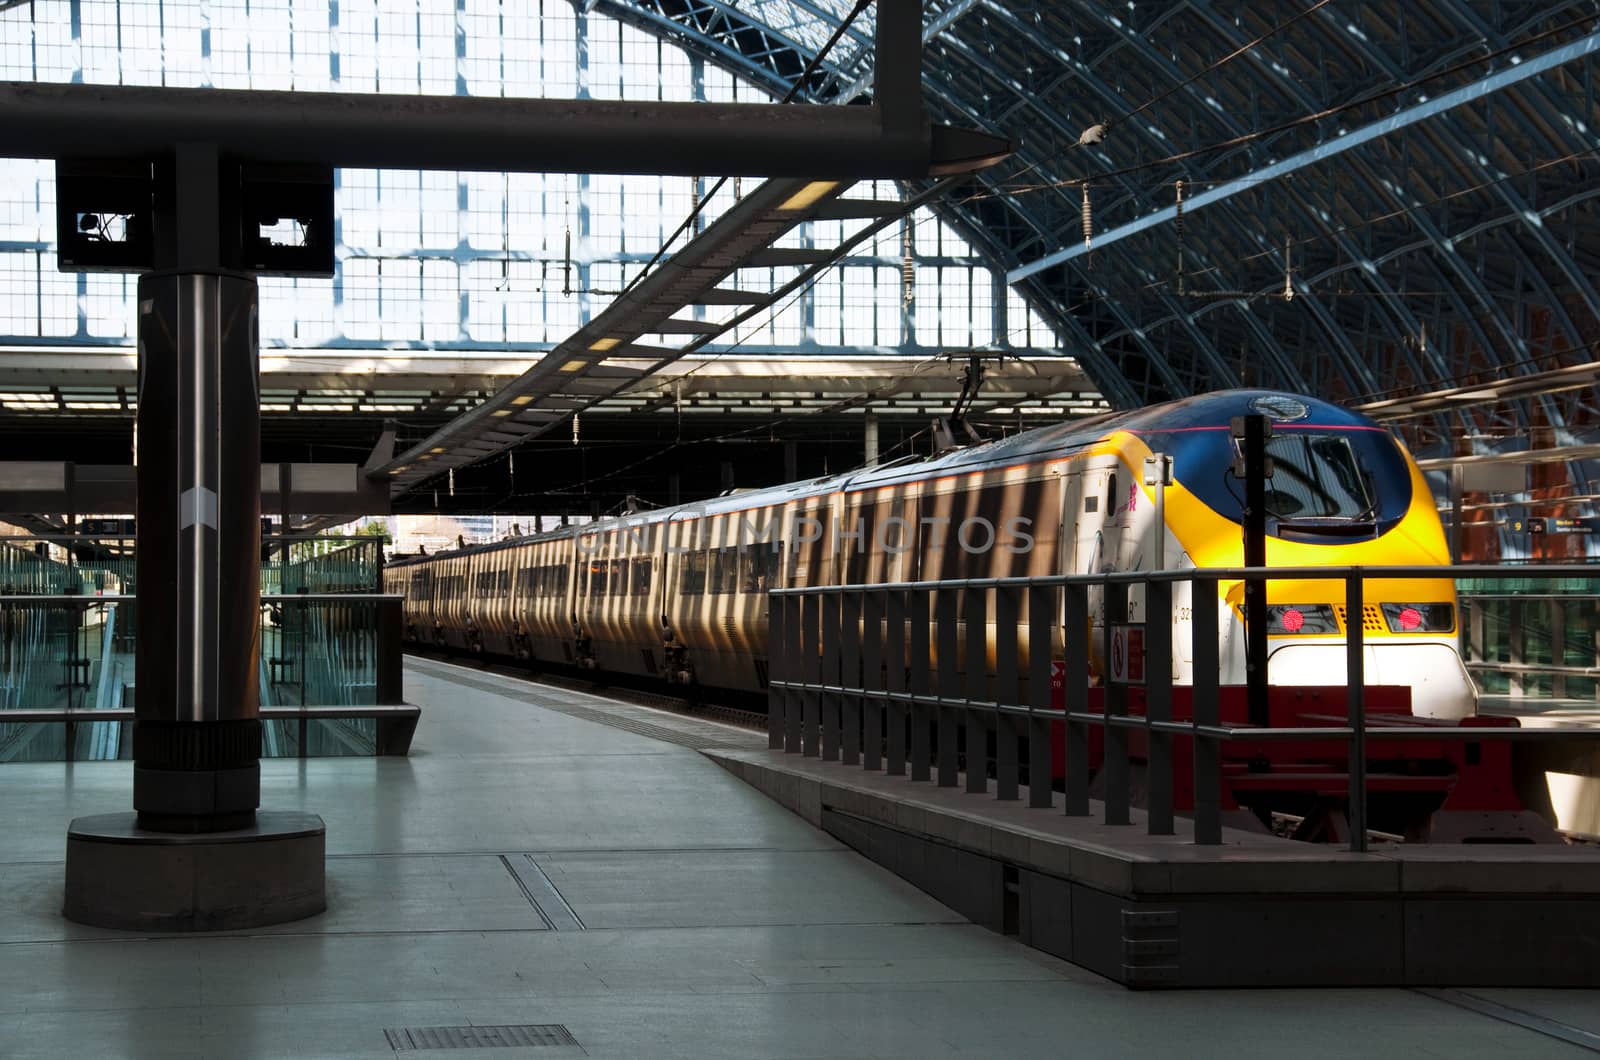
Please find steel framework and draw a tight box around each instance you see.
[605,0,1600,550]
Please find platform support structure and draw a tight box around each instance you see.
[1233,414,1271,729]
[132,269,264,832]
[62,142,325,931]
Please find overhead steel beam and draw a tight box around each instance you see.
[379,174,966,495]
[0,0,1009,179]
[1360,358,1600,421]
[0,462,389,515]
[1008,29,1600,283]
[0,82,1004,178]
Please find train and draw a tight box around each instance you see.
[385,388,1475,721]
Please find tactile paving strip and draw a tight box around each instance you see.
[384,1024,579,1050]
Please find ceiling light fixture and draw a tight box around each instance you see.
[777,180,840,212]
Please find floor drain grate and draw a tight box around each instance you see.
[385,1024,580,1051]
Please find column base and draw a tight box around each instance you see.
[63,811,325,932]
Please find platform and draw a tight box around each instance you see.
[707,749,1600,989]
[0,657,1595,1057]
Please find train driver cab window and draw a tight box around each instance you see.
[1106,472,1118,517]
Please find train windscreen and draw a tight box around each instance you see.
[1141,424,1414,538]
[1258,434,1375,521]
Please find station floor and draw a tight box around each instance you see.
[2,657,1598,1059]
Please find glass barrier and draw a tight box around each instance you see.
[0,596,129,763]
[0,539,400,762]
[264,537,384,595]
[261,594,383,756]
[1458,576,1600,706]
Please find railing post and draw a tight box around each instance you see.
[886,589,908,775]
[1145,575,1174,836]
[821,592,842,762]
[783,595,803,754]
[935,589,959,787]
[861,590,883,771]
[1027,583,1054,809]
[1550,596,1567,701]
[964,584,989,795]
[1063,580,1090,816]
[1191,576,1222,844]
[841,589,862,766]
[909,589,930,781]
[767,592,786,750]
[1345,571,1368,852]
[376,596,404,705]
[995,585,1020,801]
[801,593,820,757]
[1102,579,1131,826]
[1509,596,1525,698]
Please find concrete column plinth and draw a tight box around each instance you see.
[63,811,326,932]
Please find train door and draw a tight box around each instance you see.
[1059,472,1083,576]
[1076,465,1118,674]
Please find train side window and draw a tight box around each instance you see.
[742,541,782,593]
[587,561,608,597]
[516,568,534,595]
[631,558,652,595]
[681,552,707,595]
[712,546,745,595]
[613,559,630,596]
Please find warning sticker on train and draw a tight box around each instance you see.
[1110,625,1145,685]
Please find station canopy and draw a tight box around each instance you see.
[0,0,1597,508]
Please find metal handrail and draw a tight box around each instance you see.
[768,562,1597,595]
[764,678,1600,741]
[0,593,399,603]
[765,563,1600,853]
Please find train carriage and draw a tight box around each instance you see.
[383,389,1474,721]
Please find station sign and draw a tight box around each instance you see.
[1507,517,1593,535]
[79,517,134,536]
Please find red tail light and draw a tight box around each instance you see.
[1381,603,1454,633]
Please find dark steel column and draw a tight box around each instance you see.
[1236,414,1271,729]
[133,270,262,833]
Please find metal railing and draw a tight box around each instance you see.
[768,564,1600,852]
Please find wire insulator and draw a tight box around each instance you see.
[1081,184,1093,260]
[1175,179,1186,297]
[562,226,572,296]
[572,412,581,446]
[1283,234,1294,302]
[448,468,455,497]
[734,176,742,199]
[901,225,915,306]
